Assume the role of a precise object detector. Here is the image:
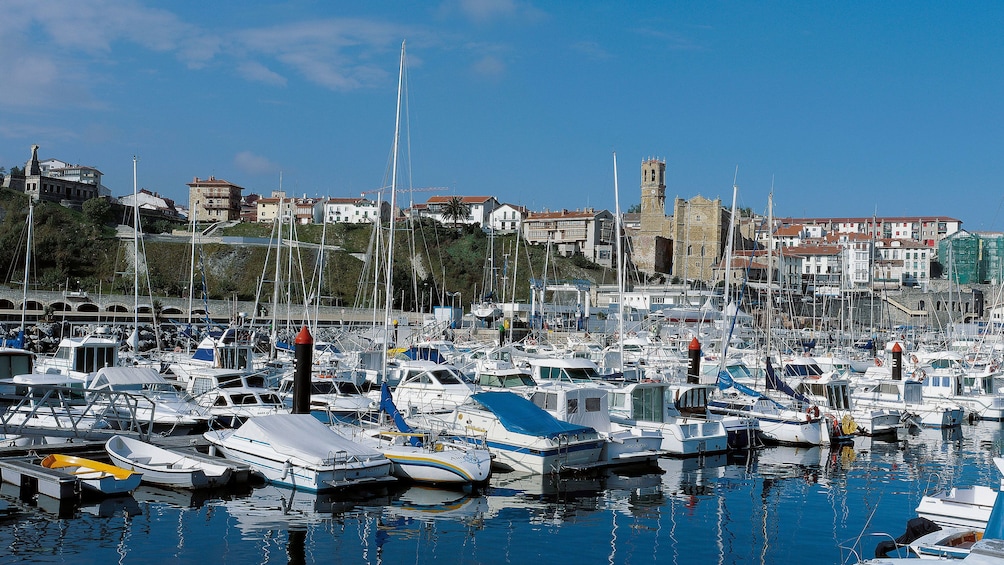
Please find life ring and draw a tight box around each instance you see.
[874,357,883,367]
[910,354,919,364]
[527,338,537,346]
[806,406,820,419]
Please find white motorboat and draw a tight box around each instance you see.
[276,373,376,415]
[331,383,492,486]
[848,473,1004,564]
[413,391,605,475]
[195,386,289,428]
[708,361,824,447]
[86,366,211,434]
[105,435,234,489]
[852,368,965,429]
[916,484,999,530]
[203,413,395,492]
[605,380,731,456]
[526,381,667,466]
[915,458,1004,530]
[784,356,906,439]
[391,361,478,415]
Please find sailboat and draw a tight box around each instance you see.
[473,227,503,321]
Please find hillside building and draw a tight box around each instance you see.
[5,145,105,207]
[188,176,244,223]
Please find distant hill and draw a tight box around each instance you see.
[0,190,616,310]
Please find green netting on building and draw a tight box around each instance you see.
[938,231,1004,284]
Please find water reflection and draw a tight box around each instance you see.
[2,422,1004,564]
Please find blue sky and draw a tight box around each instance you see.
[2,1,1002,230]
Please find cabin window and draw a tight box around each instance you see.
[632,387,664,422]
[567,398,578,414]
[0,354,31,379]
[530,392,558,411]
[479,375,502,387]
[585,397,601,412]
[609,392,626,409]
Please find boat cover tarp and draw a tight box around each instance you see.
[764,358,813,406]
[192,336,216,362]
[2,330,24,349]
[90,367,168,389]
[874,517,941,558]
[229,414,381,465]
[985,482,1004,540]
[470,392,595,438]
[717,371,760,398]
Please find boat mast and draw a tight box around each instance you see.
[132,156,139,348]
[270,188,283,359]
[20,199,33,339]
[382,40,406,376]
[716,174,738,374]
[612,152,624,368]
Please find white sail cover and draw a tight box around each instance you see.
[229,414,383,465]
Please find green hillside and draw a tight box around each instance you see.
[0,190,617,311]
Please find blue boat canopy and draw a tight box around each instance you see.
[469,391,595,438]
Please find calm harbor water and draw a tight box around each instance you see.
[2,422,1002,565]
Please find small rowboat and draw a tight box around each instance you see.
[40,454,142,495]
[105,435,233,489]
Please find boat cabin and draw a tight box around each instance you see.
[37,335,118,377]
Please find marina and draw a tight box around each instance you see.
[0,421,1001,564]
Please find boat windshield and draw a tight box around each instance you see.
[430,369,464,385]
[784,362,824,378]
[478,372,535,388]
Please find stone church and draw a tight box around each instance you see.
[632,158,731,283]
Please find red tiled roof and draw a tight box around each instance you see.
[426,195,494,204]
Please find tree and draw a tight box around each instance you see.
[82,197,113,226]
[626,203,641,214]
[441,196,471,229]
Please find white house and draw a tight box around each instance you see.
[488,203,526,233]
[418,195,500,227]
[316,196,387,224]
[875,238,931,288]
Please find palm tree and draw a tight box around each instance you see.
[440,196,471,229]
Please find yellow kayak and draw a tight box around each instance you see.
[41,453,142,495]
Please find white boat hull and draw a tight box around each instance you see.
[105,435,233,489]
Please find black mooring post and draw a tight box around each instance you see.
[293,325,313,414]
[891,341,902,381]
[687,337,701,384]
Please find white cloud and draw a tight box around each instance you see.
[232,19,417,91]
[234,151,278,175]
[472,55,506,79]
[237,61,287,87]
[571,41,613,61]
[440,0,546,25]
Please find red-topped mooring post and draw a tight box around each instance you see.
[687,337,701,384]
[891,341,902,381]
[293,325,313,414]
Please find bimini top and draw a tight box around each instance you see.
[468,391,595,439]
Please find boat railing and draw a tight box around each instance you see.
[0,383,157,441]
[837,531,906,563]
[325,449,351,467]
